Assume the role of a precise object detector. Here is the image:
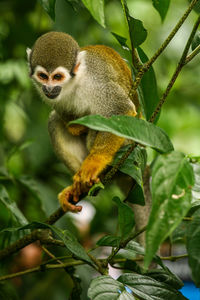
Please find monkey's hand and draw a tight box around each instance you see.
[58,185,82,212]
[67,124,88,136]
[72,132,125,202]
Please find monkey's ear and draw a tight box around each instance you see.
[26,48,33,76]
[26,48,32,61]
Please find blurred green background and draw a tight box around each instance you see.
[0,0,200,299]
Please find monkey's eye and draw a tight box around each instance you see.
[53,74,63,80]
[38,72,48,80]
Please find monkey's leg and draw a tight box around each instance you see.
[73,132,125,201]
[48,111,88,211]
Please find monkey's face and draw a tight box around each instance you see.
[31,65,72,101]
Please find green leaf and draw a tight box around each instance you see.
[0,185,28,226]
[113,145,147,187]
[0,167,10,180]
[50,226,93,264]
[112,145,146,206]
[38,0,56,20]
[113,197,135,240]
[70,115,174,153]
[125,240,145,256]
[88,275,136,300]
[81,0,105,27]
[11,221,93,264]
[64,0,81,10]
[186,213,200,286]
[145,152,194,268]
[152,0,170,21]
[126,184,145,206]
[6,140,33,163]
[145,269,183,290]
[191,163,200,208]
[191,31,200,51]
[111,32,129,50]
[88,181,104,196]
[121,0,147,47]
[97,235,121,247]
[137,47,159,121]
[118,273,187,300]
[171,221,188,243]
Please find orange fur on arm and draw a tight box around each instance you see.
[67,124,88,136]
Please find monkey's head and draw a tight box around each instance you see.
[27,32,80,102]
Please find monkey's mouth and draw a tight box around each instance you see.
[45,93,59,99]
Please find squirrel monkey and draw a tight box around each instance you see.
[27,31,137,212]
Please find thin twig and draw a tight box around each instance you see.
[0,260,85,282]
[185,43,200,64]
[150,14,200,123]
[129,0,199,98]
[0,251,188,283]
[107,225,147,263]
[145,0,199,70]
[41,246,64,265]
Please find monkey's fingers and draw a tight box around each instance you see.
[58,186,82,213]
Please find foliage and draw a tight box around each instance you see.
[0,0,200,299]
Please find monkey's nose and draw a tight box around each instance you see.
[42,85,62,99]
[43,85,54,93]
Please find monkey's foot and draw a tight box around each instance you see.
[58,186,82,213]
[72,161,102,202]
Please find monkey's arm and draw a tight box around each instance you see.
[72,109,137,201]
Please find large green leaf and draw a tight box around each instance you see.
[137,47,159,121]
[38,0,56,20]
[81,0,105,27]
[186,211,200,287]
[144,152,194,268]
[121,0,147,47]
[118,273,187,300]
[88,275,136,300]
[113,197,135,240]
[0,185,28,226]
[70,115,173,153]
[152,0,170,21]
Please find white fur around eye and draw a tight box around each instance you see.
[32,65,49,82]
[52,67,71,81]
